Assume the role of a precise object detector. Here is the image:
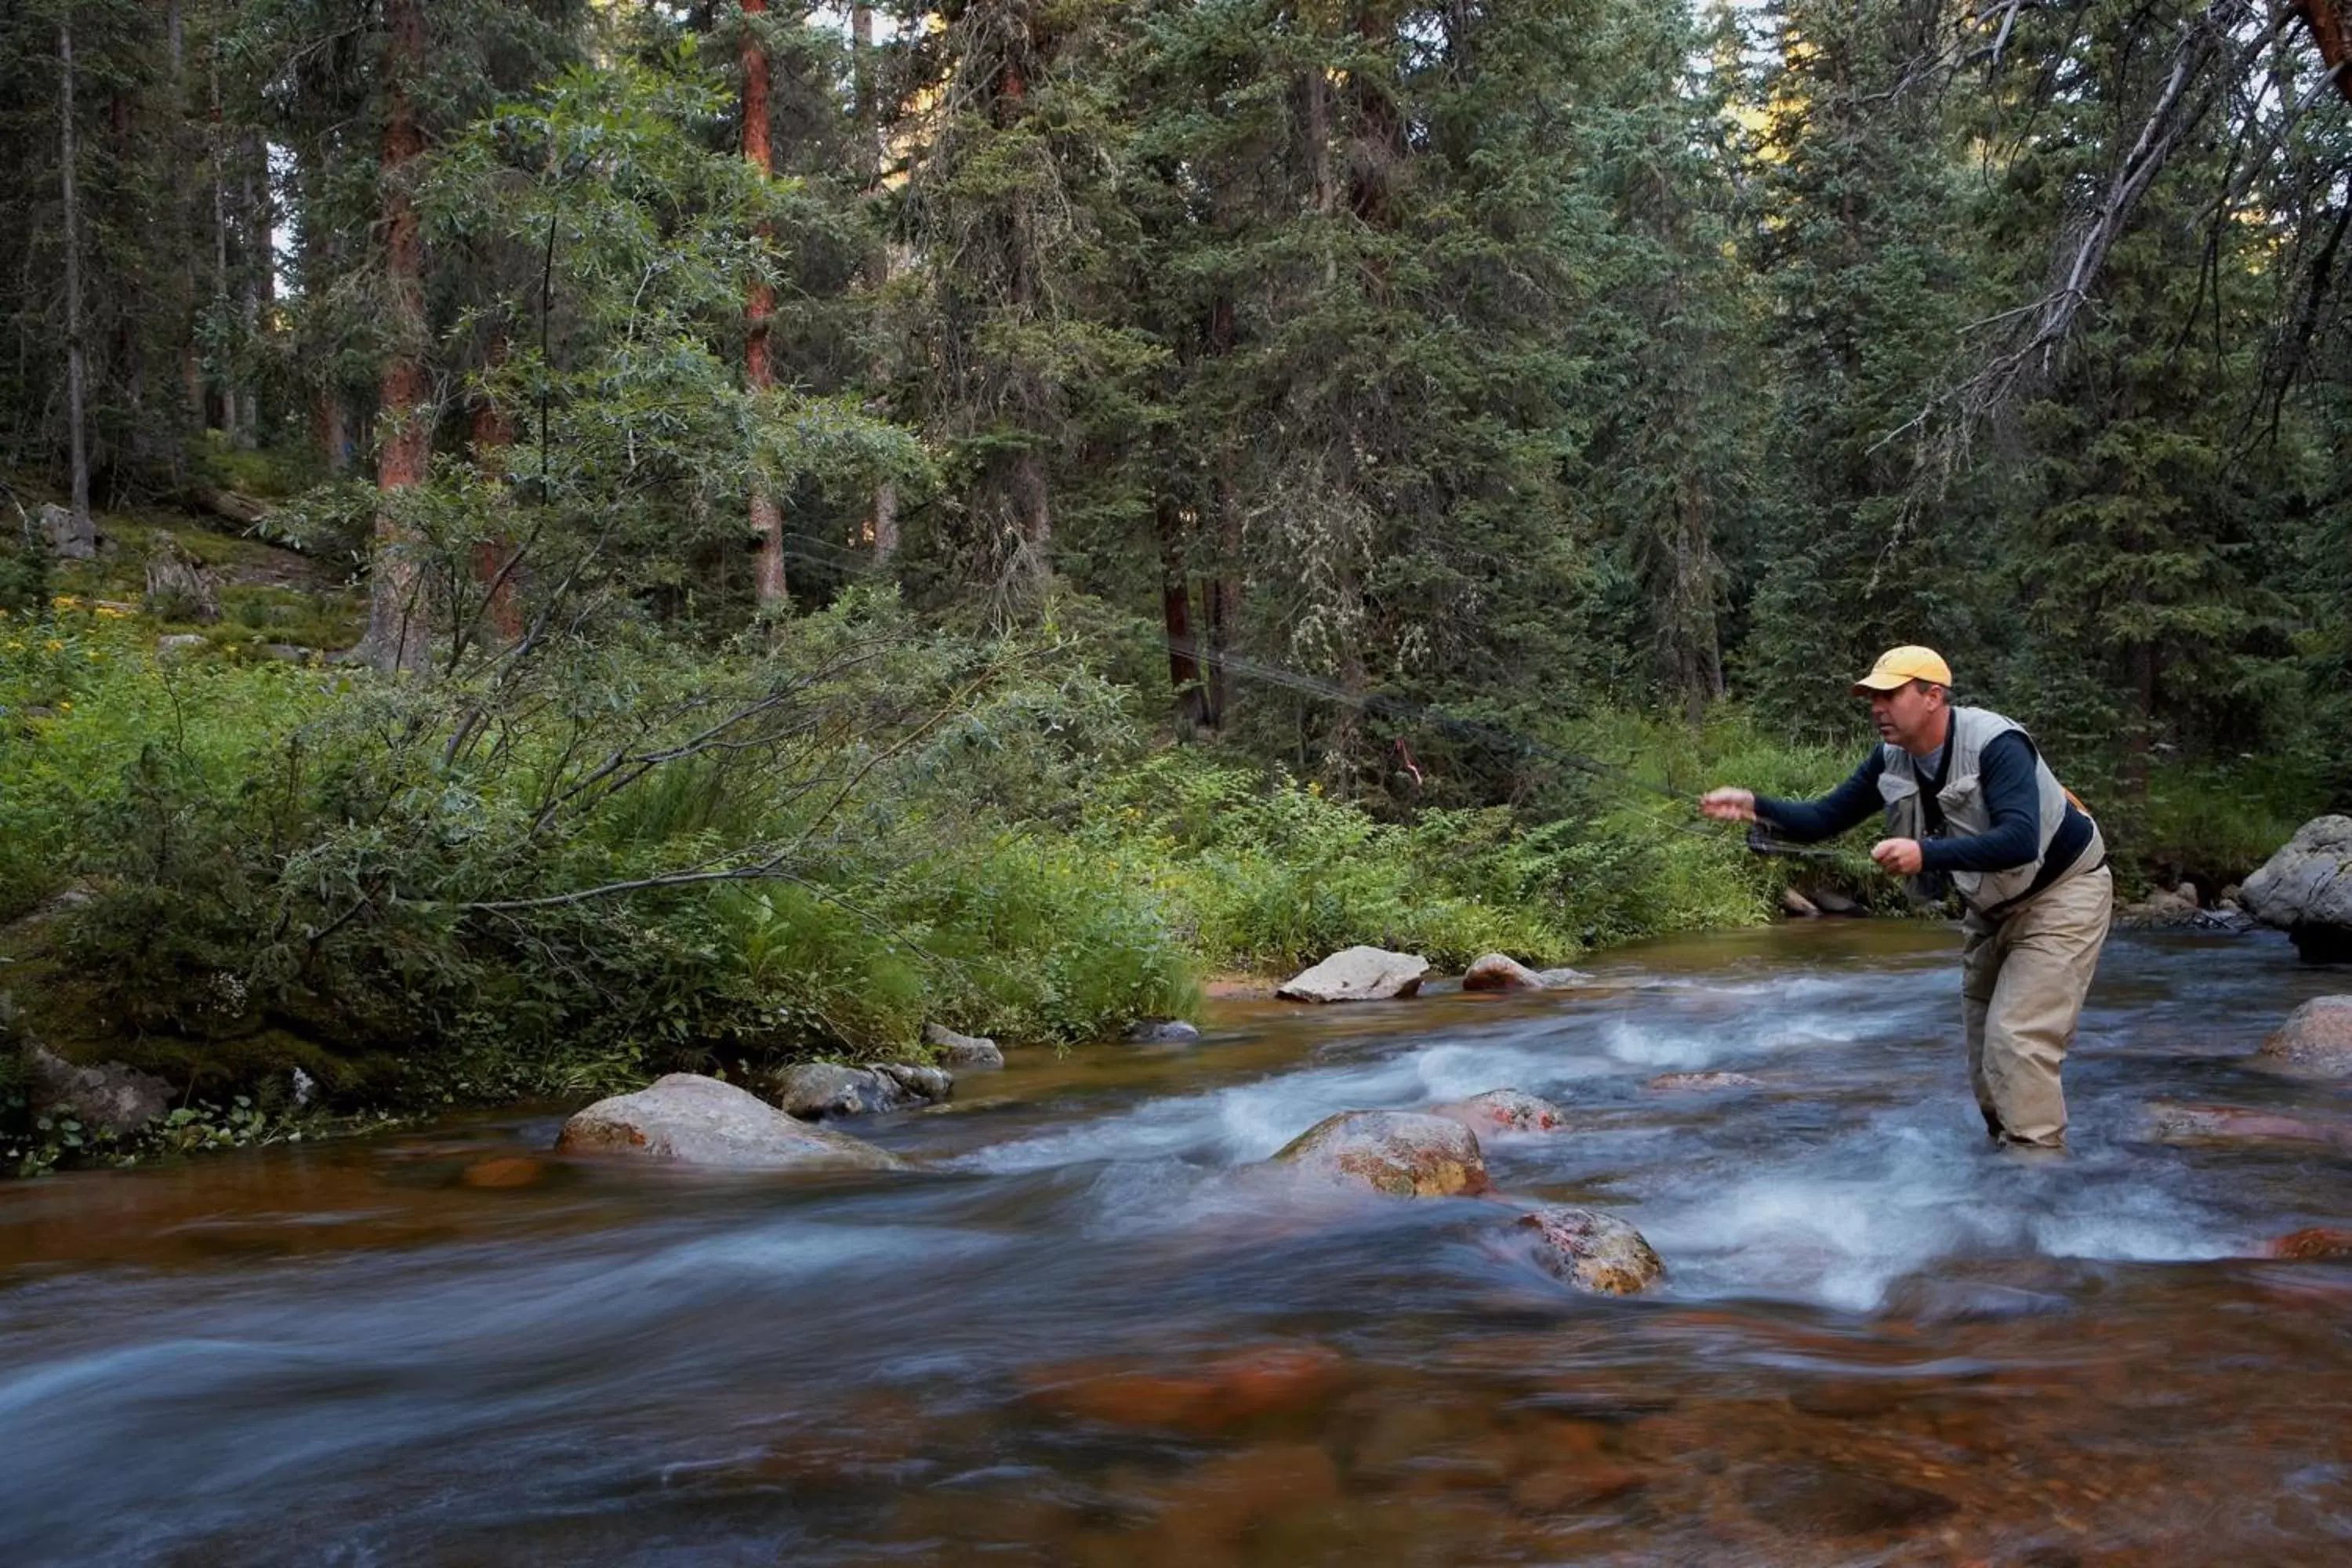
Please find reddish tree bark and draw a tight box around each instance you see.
[742,0,788,610]
[1203,296,1240,730]
[361,0,434,673]
[1152,488,1204,735]
[2299,1,2352,103]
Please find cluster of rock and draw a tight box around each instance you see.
[557,1017,1035,1171]
[1274,945,1589,1004]
[2117,879,2256,932]
[1265,1096,1663,1297]
[555,1074,909,1171]
[2136,995,2352,1155]
[2115,814,2352,953]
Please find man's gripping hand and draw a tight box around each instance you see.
[1871,838,1924,876]
[1698,788,1757,823]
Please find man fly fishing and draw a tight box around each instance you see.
[1698,647,2112,1150]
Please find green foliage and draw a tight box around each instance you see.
[0,510,49,615]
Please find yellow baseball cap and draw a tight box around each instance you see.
[1851,644,1952,695]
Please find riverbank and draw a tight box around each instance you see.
[2,505,2328,1177]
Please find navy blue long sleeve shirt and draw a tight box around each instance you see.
[1755,731,2090,876]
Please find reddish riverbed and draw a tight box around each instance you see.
[4,922,2350,1564]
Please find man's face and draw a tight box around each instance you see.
[1868,681,1944,753]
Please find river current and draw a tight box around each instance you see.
[5,921,2350,1565]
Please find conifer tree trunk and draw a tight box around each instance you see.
[993,38,1051,584]
[361,0,434,673]
[1152,485,1204,735]
[209,42,239,443]
[1203,297,1240,730]
[854,1,899,562]
[742,0,789,610]
[171,0,204,426]
[236,129,267,447]
[59,12,90,540]
[296,137,351,474]
[2299,1,2352,102]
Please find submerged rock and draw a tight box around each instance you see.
[2256,996,2352,1076]
[1270,1109,1488,1197]
[1432,1087,1568,1134]
[24,1043,172,1138]
[1276,946,1428,1003]
[2241,815,2352,961]
[1024,1344,1346,1433]
[1740,1462,1956,1537]
[1533,966,1594,988]
[1123,1018,1203,1044]
[1462,953,1545,992]
[1646,1071,1764,1094]
[923,1022,1003,1069]
[1517,1206,1664,1295]
[2266,1227,2352,1261]
[2135,1100,2352,1150]
[771,1062,949,1120]
[460,1156,547,1189]
[557,1073,906,1171]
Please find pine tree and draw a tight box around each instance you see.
[1974,0,2314,782]
[1740,0,1991,733]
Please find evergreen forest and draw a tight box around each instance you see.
[3,0,2350,1149]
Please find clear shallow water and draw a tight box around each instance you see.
[5,921,2351,1564]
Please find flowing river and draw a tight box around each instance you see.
[5,922,2351,1565]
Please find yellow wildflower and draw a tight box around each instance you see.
[51,596,80,609]
[44,639,64,652]
[58,701,71,712]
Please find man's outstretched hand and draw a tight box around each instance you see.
[1871,838,1924,876]
[1698,787,1756,823]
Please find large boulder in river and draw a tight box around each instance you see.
[1276,946,1428,1003]
[924,1022,1004,1069]
[1462,953,1544,992]
[1460,956,1595,992]
[2241,816,2352,961]
[1270,1110,1488,1197]
[2256,996,2352,1076]
[1432,1087,1568,1134]
[557,1073,906,1171]
[771,1062,949,1120]
[1518,1206,1664,1295]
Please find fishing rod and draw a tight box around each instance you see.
[764,531,1882,873]
[1160,633,1870,867]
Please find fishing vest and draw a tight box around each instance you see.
[1876,705,2071,915]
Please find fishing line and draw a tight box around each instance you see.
[765,530,1882,873]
